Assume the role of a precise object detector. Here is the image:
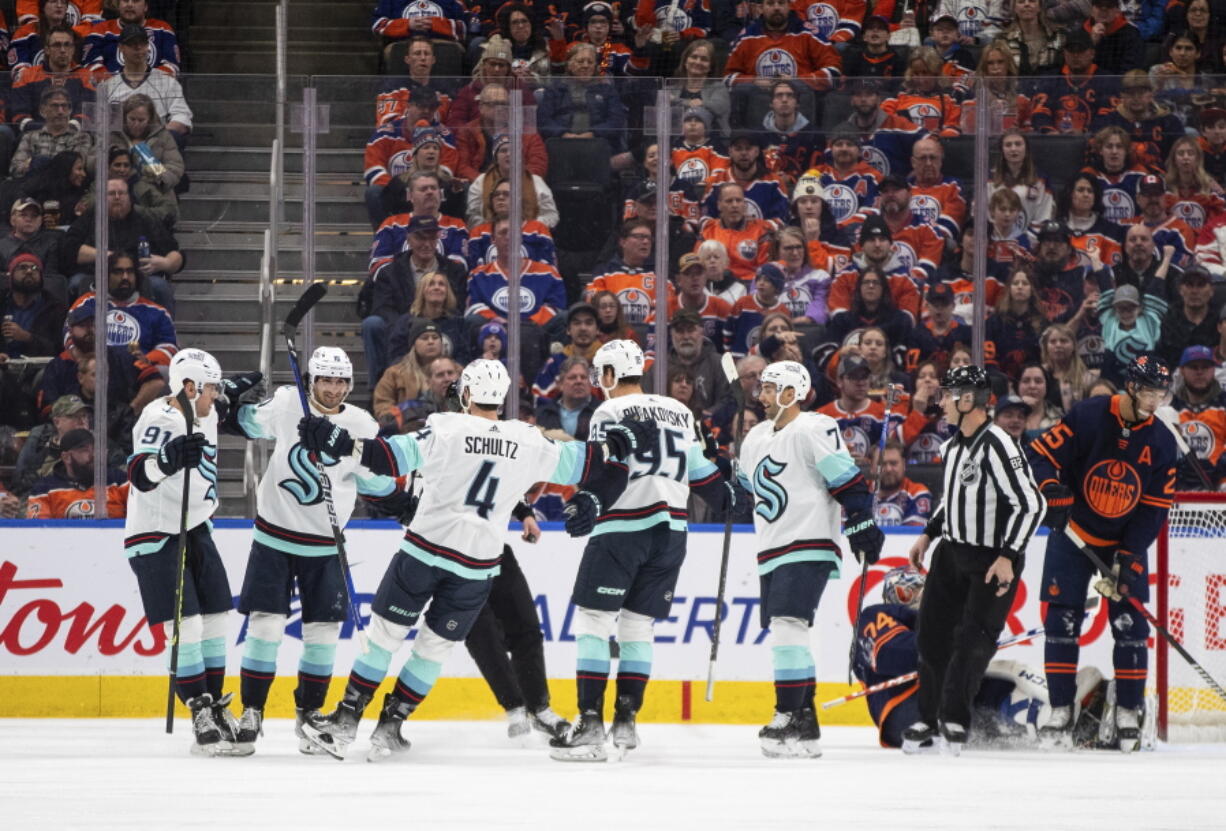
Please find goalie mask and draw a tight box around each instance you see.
[460,359,511,408]
[881,565,925,607]
[307,346,353,410]
[169,349,222,399]
[592,339,645,392]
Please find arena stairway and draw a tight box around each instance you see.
[181,1,379,514]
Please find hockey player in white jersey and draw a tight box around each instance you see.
[125,349,253,755]
[550,339,733,762]
[220,346,405,755]
[293,359,655,761]
[737,360,884,758]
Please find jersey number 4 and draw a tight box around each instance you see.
[466,460,501,519]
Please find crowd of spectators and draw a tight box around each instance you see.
[0,0,192,518]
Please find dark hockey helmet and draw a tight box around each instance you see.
[1125,354,1172,391]
[939,364,990,392]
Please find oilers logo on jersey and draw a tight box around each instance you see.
[1173,200,1207,230]
[803,3,840,40]
[823,183,859,223]
[955,5,985,37]
[1082,459,1143,518]
[890,240,918,274]
[677,156,711,182]
[617,288,653,323]
[900,102,944,133]
[908,194,941,229]
[907,432,945,464]
[753,456,788,521]
[105,309,143,347]
[388,149,414,178]
[736,234,760,261]
[1179,420,1217,460]
[755,49,798,78]
[491,285,539,315]
[861,145,890,175]
[63,498,96,519]
[841,424,871,459]
[116,34,158,69]
[404,0,445,20]
[655,5,691,31]
[1101,189,1134,224]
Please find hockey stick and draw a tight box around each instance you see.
[823,595,1102,710]
[282,283,367,646]
[1154,406,1213,490]
[706,352,745,702]
[1063,524,1226,708]
[165,385,195,734]
[848,383,901,683]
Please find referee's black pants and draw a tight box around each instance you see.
[463,546,551,713]
[916,540,1022,729]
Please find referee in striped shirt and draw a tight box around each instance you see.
[903,365,1046,753]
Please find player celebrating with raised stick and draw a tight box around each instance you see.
[1026,354,1177,752]
[906,365,1045,755]
[736,360,883,758]
[549,340,732,763]
[295,360,654,761]
[124,349,243,755]
[222,346,402,756]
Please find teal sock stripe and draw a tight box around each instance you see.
[299,642,337,677]
[240,636,281,673]
[617,640,652,677]
[397,653,443,698]
[577,634,611,674]
[772,645,815,681]
[201,636,227,668]
[353,640,394,685]
[173,641,205,677]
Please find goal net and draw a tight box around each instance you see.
[1158,493,1226,742]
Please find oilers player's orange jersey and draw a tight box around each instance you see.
[585,266,676,325]
[698,219,774,280]
[672,144,729,186]
[881,92,961,137]
[724,29,842,88]
[791,0,868,43]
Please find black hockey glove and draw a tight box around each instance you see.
[604,417,659,461]
[220,371,264,404]
[563,490,602,537]
[1041,482,1073,531]
[1110,549,1144,598]
[845,510,884,565]
[156,432,208,476]
[298,415,354,457]
[443,380,463,413]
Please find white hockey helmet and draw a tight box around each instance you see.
[308,346,353,380]
[460,359,511,406]
[169,348,222,398]
[760,360,811,407]
[592,339,645,391]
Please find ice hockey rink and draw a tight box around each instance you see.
[4,719,1224,830]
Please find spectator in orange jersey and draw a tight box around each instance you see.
[25,428,127,519]
[698,182,775,280]
[927,14,975,84]
[828,213,922,322]
[853,176,945,287]
[880,46,962,137]
[824,266,915,359]
[907,135,967,242]
[872,441,932,527]
[723,0,842,93]
[1164,136,1226,233]
[671,106,729,185]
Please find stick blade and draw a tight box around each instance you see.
[721,351,747,407]
[284,282,328,335]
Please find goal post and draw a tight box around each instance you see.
[1157,492,1226,743]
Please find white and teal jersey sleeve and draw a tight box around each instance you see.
[247,386,389,557]
[738,412,854,577]
[124,398,219,555]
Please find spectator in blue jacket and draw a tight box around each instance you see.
[537,42,627,152]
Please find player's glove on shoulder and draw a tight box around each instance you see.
[1041,482,1073,530]
[846,510,884,565]
[563,490,602,537]
[604,417,659,461]
[220,371,264,403]
[298,415,354,457]
[157,432,207,475]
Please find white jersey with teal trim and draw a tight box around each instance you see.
[737,411,861,576]
[124,398,219,554]
[381,412,586,578]
[237,386,392,556]
[588,393,718,536]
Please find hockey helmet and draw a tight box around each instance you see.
[760,360,811,407]
[940,364,991,408]
[881,565,925,608]
[308,346,353,381]
[1125,354,1171,392]
[460,359,511,406]
[592,339,645,391]
[169,348,222,398]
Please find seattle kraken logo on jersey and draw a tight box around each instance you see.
[280,443,340,506]
[200,445,219,504]
[753,456,788,522]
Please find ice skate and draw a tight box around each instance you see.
[901,721,937,755]
[300,687,371,760]
[186,694,225,757]
[295,708,329,756]
[548,710,607,762]
[759,711,799,758]
[210,693,240,745]
[367,693,415,763]
[792,707,822,758]
[610,696,639,760]
[1038,705,1074,750]
[530,707,571,741]
[230,706,262,757]
[939,722,967,757]
[1116,707,1141,754]
[506,706,532,745]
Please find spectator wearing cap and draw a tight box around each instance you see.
[828,78,923,179]
[816,352,899,465]
[881,46,965,138]
[1,251,66,362]
[1081,0,1145,74]
[363,97,460,228]
[82,2,179,77]
[1001,0,1066,76]
[547,2,635,77]
[700,130,790,226]
[840,14,907,79]
[697,182,775,281]
[760,80,822,182]
[1029,29,1118,134]
[873,440,933,527]
[12,392,124,495]
[671,107,728,187]
[1130,175,1196,267]
[1169,344,1226,489]
[828,213,923,321]
[367,170,469,287]
[364,214,468,388]
[448,36,536,130]
[536,355,599,440]
[1108,222,1183,300]
[788,175,852,279]
[723,262,790,357]
[992,395,1032,442]
[1093,71,1185,169]
[537,42,628,152]
[1199,107,1226,184]
[668,251,733,348]
[904,281,973,371]
[387,270,468,368]
[375,37,456,130]
[374,318,447,430]
[804,130,882,229]
[932,0,1010,44]
[1159,264,1220,365]
[63,176,184,311]
[1030,219,1092,325]
[0,198,67,303]
[372,0,467,41]
[9,88,94,178]
[456,83,549,186]
[907,135,966,243]
[586,218,674,326]
[8,24,96,128]
[656,307,732,414]
[95,21,192,149]
[25,427,128,519]
[532,301,602,401]
[1095,236,1169,354]
[862,169,948,280]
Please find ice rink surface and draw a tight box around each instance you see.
[3,720,1225,830]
